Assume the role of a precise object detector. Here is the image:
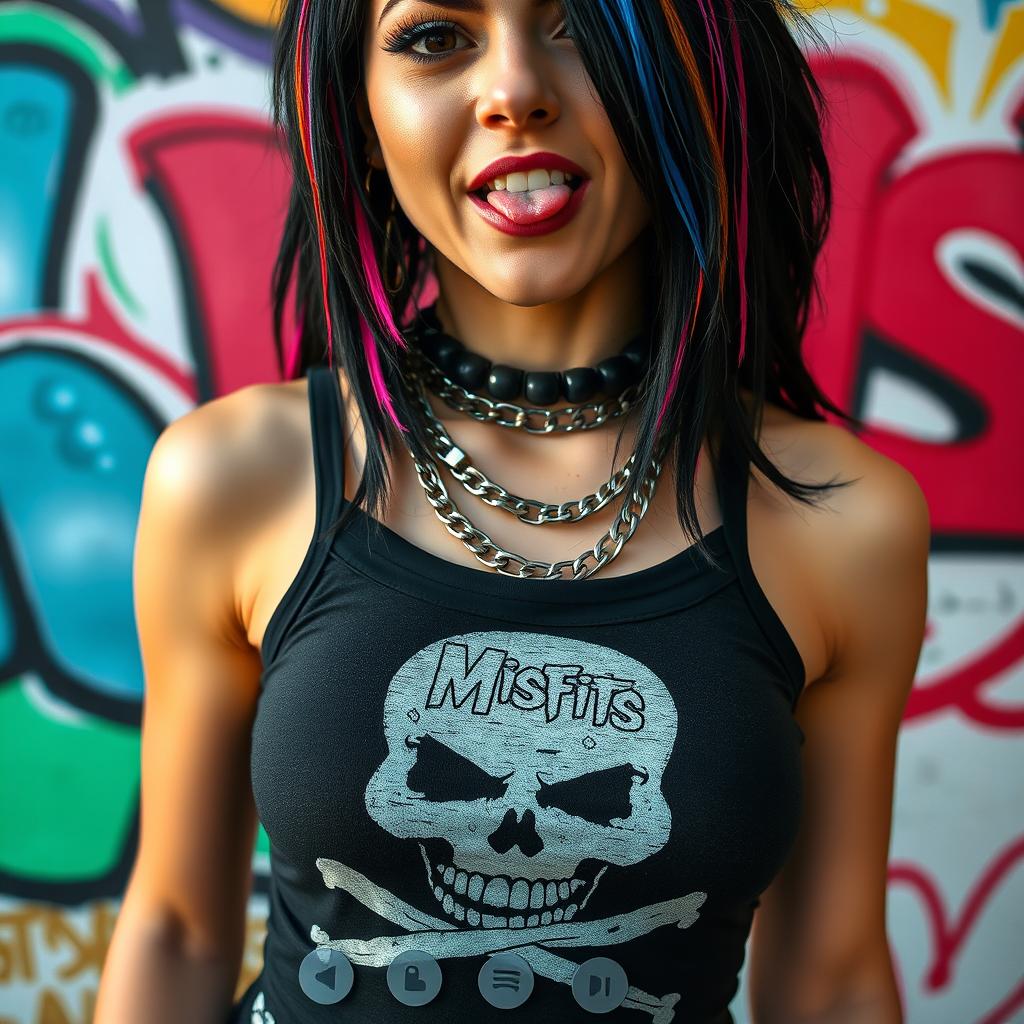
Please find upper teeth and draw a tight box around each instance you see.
[485,169,574,192]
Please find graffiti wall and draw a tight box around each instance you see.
[0,0,1019,1020]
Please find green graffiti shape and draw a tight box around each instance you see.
[0,675,139,880]
[0,6,134,93]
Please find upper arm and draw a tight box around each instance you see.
[747,434,931,1019]
[124,391,266,964]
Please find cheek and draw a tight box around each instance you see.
[382,91,429,134]
[369,80,452,160]
[603,169,653,237]
[576,101,649,218]
[370,92,460,203]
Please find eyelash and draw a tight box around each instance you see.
[381,15,571,65]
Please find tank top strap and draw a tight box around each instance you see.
[306,364,347,532]
[713,430,754,557]
[259,366,348,668]
[714,433,806,704]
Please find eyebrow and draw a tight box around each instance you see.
[378,0,550,28]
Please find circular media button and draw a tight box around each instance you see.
[386,949,443,1006]
[478,951,534,1009]
[571,956,628,1014]
[298,946,354,1005]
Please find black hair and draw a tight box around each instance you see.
[267,0,862,573]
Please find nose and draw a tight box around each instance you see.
[474,31,562,133]
[488,807,544,857]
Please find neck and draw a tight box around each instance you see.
[425,237,654,371]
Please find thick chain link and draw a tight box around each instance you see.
[394,372,669,580]
[400,360,640,526]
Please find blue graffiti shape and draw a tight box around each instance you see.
[0,65,75,314]
[0,348,162,702]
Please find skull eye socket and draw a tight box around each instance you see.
[405,733,511,802]
[536,763,648,826]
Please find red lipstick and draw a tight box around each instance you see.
[466,151,591,238]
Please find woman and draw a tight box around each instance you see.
[96,0,930,1021]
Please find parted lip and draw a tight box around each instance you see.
[467,151,589,194]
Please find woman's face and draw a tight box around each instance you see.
[359,0,653,308]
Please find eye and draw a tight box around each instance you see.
[405,733,511,801]
[381,16,472,65]
[381,14,574,66]
[536,763,648,826]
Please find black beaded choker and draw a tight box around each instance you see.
[410,303,652,406]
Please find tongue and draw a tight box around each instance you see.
[485,183,573,225]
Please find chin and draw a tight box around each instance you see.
[472,271,587,308]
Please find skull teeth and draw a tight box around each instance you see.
[423,846,595,927]
[436,865,585,910]
[432,882,579,928]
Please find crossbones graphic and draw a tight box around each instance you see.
[311,856,706,1023]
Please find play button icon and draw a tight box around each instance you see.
[298,946,355,1005]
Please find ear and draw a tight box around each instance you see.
[356,90,385,171]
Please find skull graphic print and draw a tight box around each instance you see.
[309,633,707,1018]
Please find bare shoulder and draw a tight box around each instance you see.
[143,378,313,637]
[753,403,931,676]
[149,378,310,531]
[760,409,930,558]
[755,403,928,525]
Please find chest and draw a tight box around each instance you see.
[253,606,805,915]
[243,403,824,686]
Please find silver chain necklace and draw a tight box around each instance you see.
[393,365,669,580]
[401,358,640,526]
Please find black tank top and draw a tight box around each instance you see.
[229,365,806,1024]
